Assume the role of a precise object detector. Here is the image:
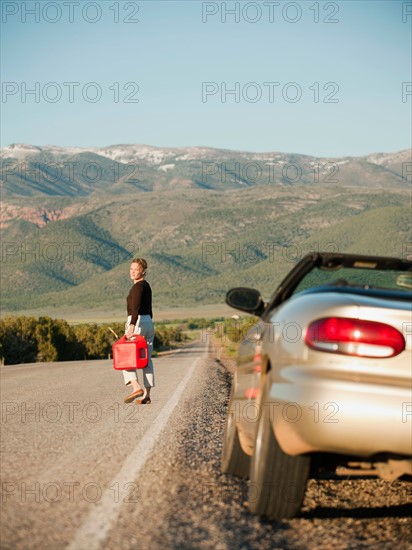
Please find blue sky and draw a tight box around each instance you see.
[1,0,411,157]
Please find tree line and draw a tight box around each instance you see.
[0,316,186,365]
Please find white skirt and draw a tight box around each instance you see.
[122,315,155,387]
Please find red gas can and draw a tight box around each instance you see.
[112,335,148,370]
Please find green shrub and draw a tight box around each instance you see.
[0,315,83,364]
[0,316,189,364]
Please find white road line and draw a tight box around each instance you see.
[66,354,204,550]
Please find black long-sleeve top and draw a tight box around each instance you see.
[127,280,153,325]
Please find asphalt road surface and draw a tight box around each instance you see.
[1,339,411,550]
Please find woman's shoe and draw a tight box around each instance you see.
[124,389,144,403]
[136,396,151,405]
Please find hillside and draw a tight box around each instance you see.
[1,165,410,316]
[1,144,410,198]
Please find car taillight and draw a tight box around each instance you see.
[305,317,405,358]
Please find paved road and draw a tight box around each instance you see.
[1,341,208,550]
[1,340,411,550]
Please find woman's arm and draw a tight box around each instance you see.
[126,283,143,337]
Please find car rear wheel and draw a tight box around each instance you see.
[221,393,251,478]
[248,379,310,519]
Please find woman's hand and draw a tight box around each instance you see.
[126,324,135,338]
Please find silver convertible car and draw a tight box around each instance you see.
[222,252,412,519]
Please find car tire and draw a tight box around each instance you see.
[221,395,251,478]
[248,379,310,519]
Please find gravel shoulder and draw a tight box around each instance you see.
[104,344,412,550]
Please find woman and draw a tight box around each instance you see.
[123,258,155,405]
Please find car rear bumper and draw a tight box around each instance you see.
[268,368,412,458]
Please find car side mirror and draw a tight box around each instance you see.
[226,287,265,315]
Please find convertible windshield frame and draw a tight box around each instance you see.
[262,253,412,319]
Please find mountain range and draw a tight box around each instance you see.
[1,143,411,319]
[1,143,410,197]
